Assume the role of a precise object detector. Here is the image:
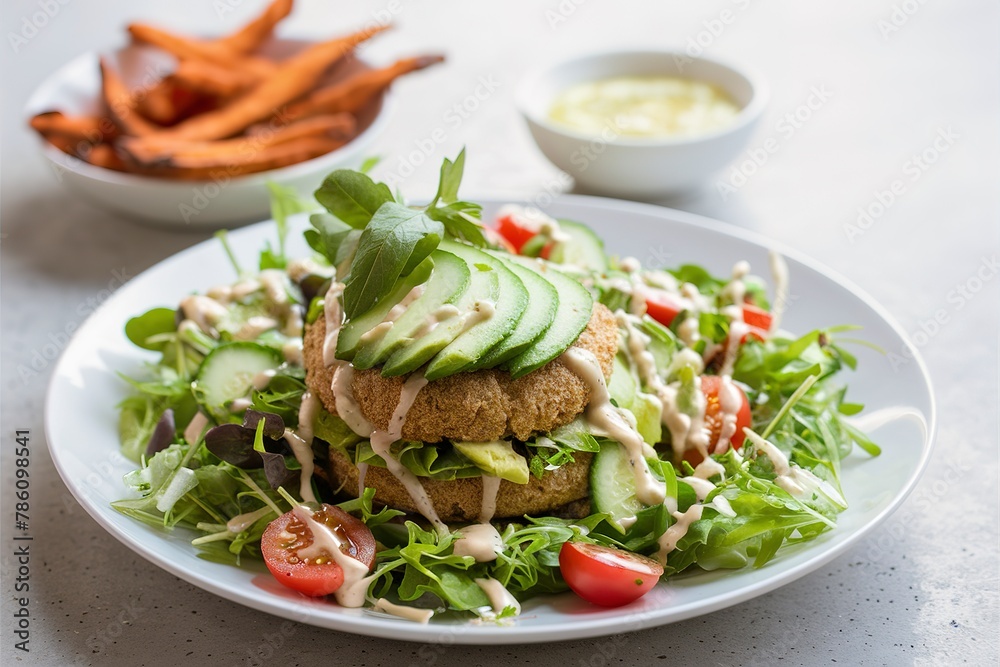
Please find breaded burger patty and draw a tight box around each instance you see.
[303,302,617,442]
[329,449,593,522]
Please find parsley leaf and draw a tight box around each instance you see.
[343,202,444,318]
[314,169,394,229]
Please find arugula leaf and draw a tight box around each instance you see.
[314,170,394,229]
[430,148,466,207]
[125,308,178,351]
[343,202,444,318]
[305,212,363,271]
[426,202,489,247]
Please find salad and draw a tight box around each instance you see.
[113,151,879,623]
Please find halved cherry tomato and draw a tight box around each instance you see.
[261,504,376,597]
[559,541,664,607]
[682,375,752,467]
[644,292,686,327]
[741,303,773,331]
[483,225,518,254]
[495,214,554,258]
[495,214,537,254]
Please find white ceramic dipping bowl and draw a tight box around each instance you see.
[517,50,767,200]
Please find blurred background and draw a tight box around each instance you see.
[1,0,997,665]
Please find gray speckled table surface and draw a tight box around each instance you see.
[2,1,998,665]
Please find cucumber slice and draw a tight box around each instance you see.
[351,249,470,369]
[591,440,645,527]
[336,257,434,361]
[476,251,559,368]
[195,342,282,419]
[503,258,593,379]
[424,241,528,380]
[548,219,609,273]
[382,250,499,377]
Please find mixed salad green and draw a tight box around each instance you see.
[113,151,879,620]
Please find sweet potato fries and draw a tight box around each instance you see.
[28,0,443,180]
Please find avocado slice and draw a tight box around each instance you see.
[476,250,559,368]
[336,257,435,361]
[452,440,529,484]
[423,240,528,380]
[349,249,470,369]
[381,248,500,377]
[503,257,593,379]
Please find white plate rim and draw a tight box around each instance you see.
[44,194,937,644]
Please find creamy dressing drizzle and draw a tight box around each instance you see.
[229,398,253,413]
[180,295,229,335]
[743,430,847,507]
[677,316,700,347]
[656,504,703,563]
[252,368,278,391]
[479,475,502,523]
[768,251,789,335]
[369,374,447,533]
[372,598,434,624]
[356,462,369,498]
[282,341,303,365]
[455,301,496,337]
[259,269,303,337]
[291,505,373,608]
[719,320,749,378]
[283,392,320,504]
[560,347,664,506]
[680,476,715,501]
[845,406,928,436]
[321,283,375,437]
[226,506,273,533]
[474,577,521,616]
[413,305,461,338]
[235,315,278,340]
[360,285,426,346]
[712,375,743,455]
[184,412,209,445]
[711,495,736,517]
[660,378,708,462]
[453,523,504,562]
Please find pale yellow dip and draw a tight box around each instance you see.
[548,75,740,139]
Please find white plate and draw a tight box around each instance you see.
[45,195,935,644]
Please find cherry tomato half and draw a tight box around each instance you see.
[682,375,752,467]
[644,292,686,327]
[495,214,537,254]
[741,303,773,331]
[559,541,664,607]
[261,504,376,597]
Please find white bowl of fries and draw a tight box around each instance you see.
[24,0,443,228]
